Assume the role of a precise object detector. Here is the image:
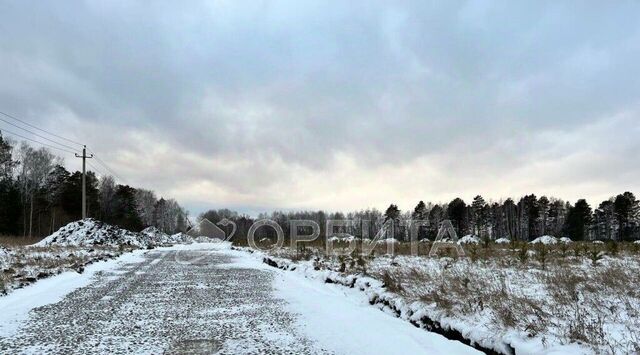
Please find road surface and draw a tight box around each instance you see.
[0,243,479,355]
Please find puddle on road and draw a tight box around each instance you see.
[166,339,222,354]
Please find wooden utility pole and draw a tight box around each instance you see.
[75,145,93,219]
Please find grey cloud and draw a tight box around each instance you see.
[1,1,639,213]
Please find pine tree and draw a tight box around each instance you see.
[113,185,143,231]
[471,195,487,237]
[613,192,640,240]
[565,199,592,241]
[447,197,467,236]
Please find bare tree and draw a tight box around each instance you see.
[135,188,157,227]
[15,143,58,236]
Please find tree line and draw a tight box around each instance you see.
[201,193,640,242]
[0,133,188,237]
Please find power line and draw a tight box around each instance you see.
[0,117,80,151]
[0,128,78,155]
[88,148,126,182]
[87,161,108,176]
[0,110,85,147]
[0,110,126,184]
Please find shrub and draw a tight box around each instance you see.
[518,243,529,264]
[535,243,549,269]
[606,241,619,257]
[589,247,604,266]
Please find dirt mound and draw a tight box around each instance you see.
[0,246,12,270]
[141,228,195,246]
[36,219,145,247]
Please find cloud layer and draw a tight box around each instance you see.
[1,1,639,214]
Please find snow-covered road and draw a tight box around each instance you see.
[0,243,479,355]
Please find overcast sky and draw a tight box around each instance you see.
[1,1,639,216]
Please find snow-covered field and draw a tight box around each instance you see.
[262,242,640,354]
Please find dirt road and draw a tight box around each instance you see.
[0,244,478,355]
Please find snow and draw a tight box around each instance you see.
[458,235,480,244]
[0,246,11,270]
[37,219,146,247]
[494,238,510,244]
[530,235,558,245]
[273,264,481,355]
[634,240,640,244]
[377,238,400,244]
[256,246,625,354]
[327,235,358,243]
[559,237,572,244]
[37,219,195,248]
[0,249,148,337]
[592,240,604,244]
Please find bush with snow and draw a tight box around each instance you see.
[494,237,510,244]
[376,238,400,244]
[559,237,572,244]
[457,235,480,244]
[530,235,558,245]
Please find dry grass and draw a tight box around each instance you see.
[0,235,44,247]
[266,240,640,353]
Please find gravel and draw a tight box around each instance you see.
[0,247,332,354]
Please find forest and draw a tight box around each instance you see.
[202,193,640,242]
[0,133,187,238]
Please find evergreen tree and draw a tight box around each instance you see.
[412,201,429,239]
[412,201,428,220]
[384,204,401,222]
[447,197,467,235]
[565,199,592,240]
[471,195,487,236]
[113,185,143,231]
[613,192,639,240]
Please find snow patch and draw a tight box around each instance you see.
[458,235,480,244]
[530,235,558,245]
[377,238,400,244]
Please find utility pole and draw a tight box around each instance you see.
[75,145,94,219]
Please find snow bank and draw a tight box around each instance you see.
[142,227,196,245]
[273,270,481,355]
[0,249,147,336]
[458,235,480,244]
[0,247,12,271]
[171,232,195,244]
[37,219,195,248]
[141,226,169,244]
[494,238,510,244]
[37,219,145,247]
[530,235,558,245]
[559,237,572,244]
[260,254,512,354]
